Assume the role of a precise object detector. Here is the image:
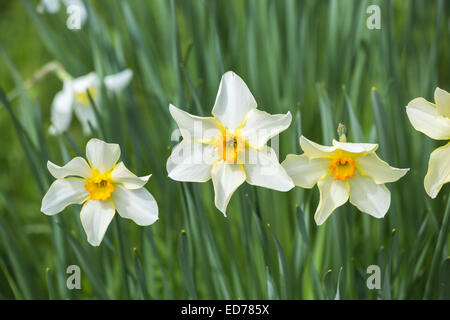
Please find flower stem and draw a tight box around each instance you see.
[115,218,131,299]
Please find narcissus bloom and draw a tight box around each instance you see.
[41,138,158,246]
[282,136,409,225]
[50,69,133,135]
[38,0,88,27]
[167,71,294,215]
[406,87,450,198]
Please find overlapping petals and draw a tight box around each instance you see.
[406,87,450,198]
[167,71,293,215]
[50,70,133,136]
[282,135,408,225]
[41,138,158,246]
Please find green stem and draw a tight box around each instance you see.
[424,196,450,299]
[115,219,131,299]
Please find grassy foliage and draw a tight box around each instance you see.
[0,0,449,299]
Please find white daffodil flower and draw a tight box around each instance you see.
[282,136,409,225]
[41,138,158,246]
[167,71,294,215]
[406,87,450,198]
[49,70,133,135]
[38,0,88,27]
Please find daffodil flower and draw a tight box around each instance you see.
[282,136,409,225]
[50,69,133,135]
[406,87,450,198]
[41,138,158,246]
[167,71,294,215]
[38,0,88,27]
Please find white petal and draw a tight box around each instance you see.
[356,153,409,184]
[104,69,133,92]
[348,173,391,218]
[299,136,336,159]
[169,104,221,143]
[167,140,219,182]
[86,138,121,173]
[211,161,246,216]
[50,80,74,134]
[72,72,100,93]
[314,174,349,225]
[244,147,294,191]
[110,162,150,189]
[424,142,450,198]
[73,104,98,135]
[282,154,330,188]
[41,178,89,215]
[240,109,292,149]
[332,140,378,154]
[80,200,115,246]
[406,97,450,140]
[62,0,88,25]
[434,87,450,118]
[111,184,158,226]
[47,157,92,179]
[212,71,257,131]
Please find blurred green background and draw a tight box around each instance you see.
[0,0,449,299]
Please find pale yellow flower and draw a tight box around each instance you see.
[282,136,409,225]
[406,87,450,198]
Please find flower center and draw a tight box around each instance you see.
[329,156,356,181]
[75,87,97,106]
[215,132,245,163]
[85,170,114,201]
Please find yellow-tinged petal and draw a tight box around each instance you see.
[211,161,246,216]
[80,200,115,247]
[348,172,391,218]
[406,97,450,140]
[86,138,121,173]
[435,87,450,118]
[169,104,222,143]
[110,162,151,189]
[41,178,89,215]
[167,140,219,182]
[243,146,294,191]
[282,154,330,188]
[331,139,378,154]
[314,173,349,225]
[111,184,158,226]
[240,109,292,149]
[355,152,409,184]
[424,142,450,198]
[212,71,257,131]
[47,157,92,179]
[299,136,336,159]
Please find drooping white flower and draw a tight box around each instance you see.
[282,136,409,225]
[41,138,158,246]
[406,87,450,198]
[49,70,133,135]
[167,71,294,215]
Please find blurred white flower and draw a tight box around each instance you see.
[406,87,450,198]
[37,0,88,27]
[104,69,133,92]
[282,136,409,225]
[167,71,294,216]
[49,70,133,135]
[41,138,158,246]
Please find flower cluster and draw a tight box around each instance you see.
[41,70,448,246]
